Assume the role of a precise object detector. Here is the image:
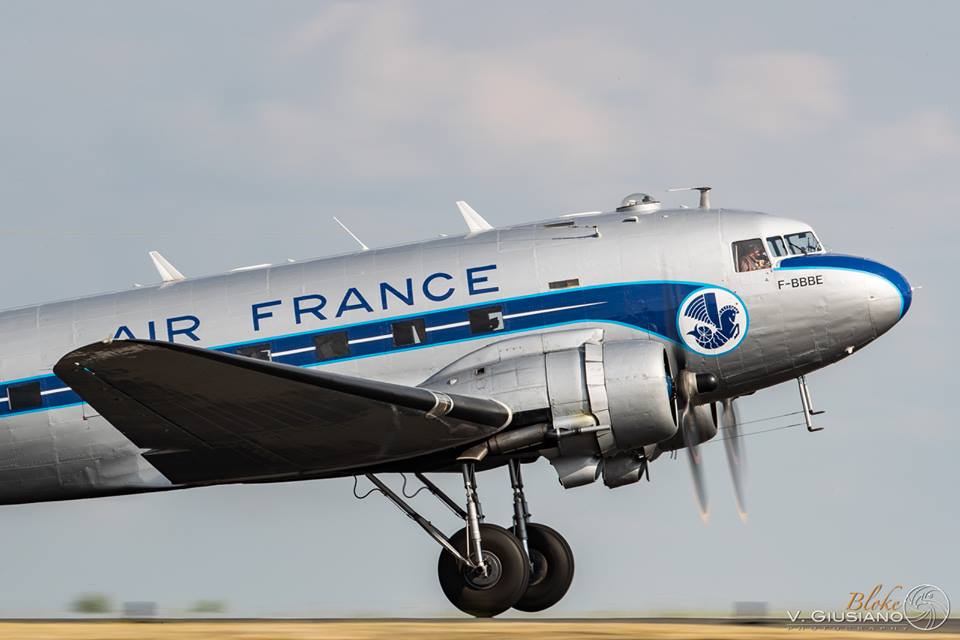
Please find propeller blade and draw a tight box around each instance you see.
[722,398,747,522]
[680,405,709,522]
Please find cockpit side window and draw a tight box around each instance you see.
[766,236,788,258]
[732,238,771,272]
[785,231,822,255]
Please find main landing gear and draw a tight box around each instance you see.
[361,459,574,617]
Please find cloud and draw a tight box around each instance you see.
[705,52,849,136]
[281,1,370,56]
[152,2,854,184]
[858,107,960,172]
[55,0,952,208]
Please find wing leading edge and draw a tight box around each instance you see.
[53,340,511,485]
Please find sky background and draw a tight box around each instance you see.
[0,0,956,617]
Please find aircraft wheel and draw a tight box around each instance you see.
[437,523,530,618]
[512,522,575,612]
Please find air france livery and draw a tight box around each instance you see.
[0,191,910,617]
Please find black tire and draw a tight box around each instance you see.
[437,523,530,618]
[512,522,575,612]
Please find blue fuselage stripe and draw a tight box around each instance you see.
[0,280,715,419]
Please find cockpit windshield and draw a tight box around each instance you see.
[784,231,822,255]
[732,230,822,272]
[766,236,788,257]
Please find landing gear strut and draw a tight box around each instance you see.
[436,463,530,617]
[360,459,575,617]
[508,459,575,613]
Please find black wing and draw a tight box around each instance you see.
[54,340,511,485]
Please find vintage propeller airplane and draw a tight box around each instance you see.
[0,188,910,616]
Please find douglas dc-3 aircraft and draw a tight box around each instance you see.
[0,189,910,616]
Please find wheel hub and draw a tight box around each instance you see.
[463,551,502,589]
[528,549,549,587]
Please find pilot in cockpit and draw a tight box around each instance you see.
[735,239,771,272]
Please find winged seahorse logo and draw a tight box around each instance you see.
[684,292,741,350]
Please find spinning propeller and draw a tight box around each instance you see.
[675,371,747,523]
[676,371,709,521]
[722,398,747,522]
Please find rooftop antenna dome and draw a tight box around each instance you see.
[616,192,661,214]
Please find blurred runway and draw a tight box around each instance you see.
[0,620,957,640]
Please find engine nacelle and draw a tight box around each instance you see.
[422,331,679,477]
[602,453,646,488]
[549,455,602,489]
[599,340,678,451]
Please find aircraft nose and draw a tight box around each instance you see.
[777,253,912,341]
[866,259,911,334]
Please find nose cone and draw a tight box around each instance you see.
[867,260,911,334]
[778,253,912,337]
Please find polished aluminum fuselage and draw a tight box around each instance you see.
[0,208,909,503]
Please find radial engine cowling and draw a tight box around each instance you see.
[597,340,678,452]
[422,331,680,484]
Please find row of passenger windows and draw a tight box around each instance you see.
[235,305,507,363]
[732,231,822,272]
[2,293,571,409]
[0,303,519,410]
